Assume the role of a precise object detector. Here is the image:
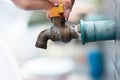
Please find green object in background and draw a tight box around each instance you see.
[91,0,103,6]
[28,11,49,27]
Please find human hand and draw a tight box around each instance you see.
[12,0,74,19]
[68,0,96,24]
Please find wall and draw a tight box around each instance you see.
[103,0,120,80]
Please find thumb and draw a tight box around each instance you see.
[62,0,72,20]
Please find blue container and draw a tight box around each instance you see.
[80,20,116,44]
[88,50,104,80]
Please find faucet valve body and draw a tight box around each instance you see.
[35,22,79,49]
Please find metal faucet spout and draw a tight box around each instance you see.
[35,29,50,49]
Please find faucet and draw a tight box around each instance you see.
[35,3,79,49]
[35,17,79,49]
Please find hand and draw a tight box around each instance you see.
[12,0,74,19]
[68,0,96,24]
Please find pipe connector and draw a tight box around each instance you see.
[80,20,116,44]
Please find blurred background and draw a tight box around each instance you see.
[0,0,119,80]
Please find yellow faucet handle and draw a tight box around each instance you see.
[58,3,64,13]
[50,3,64,18]
[50,6,60,18]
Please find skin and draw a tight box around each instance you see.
[69,0,96,24]
[12,0,95,23]
[11,0,73,19]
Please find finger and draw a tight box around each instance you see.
[64,9,71,20]
[63,0,72,19]
[28,0,52,10]
[68,1,96,24]
[47,9,51,19]
[12,0,53,10]
[63,0,72,10]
